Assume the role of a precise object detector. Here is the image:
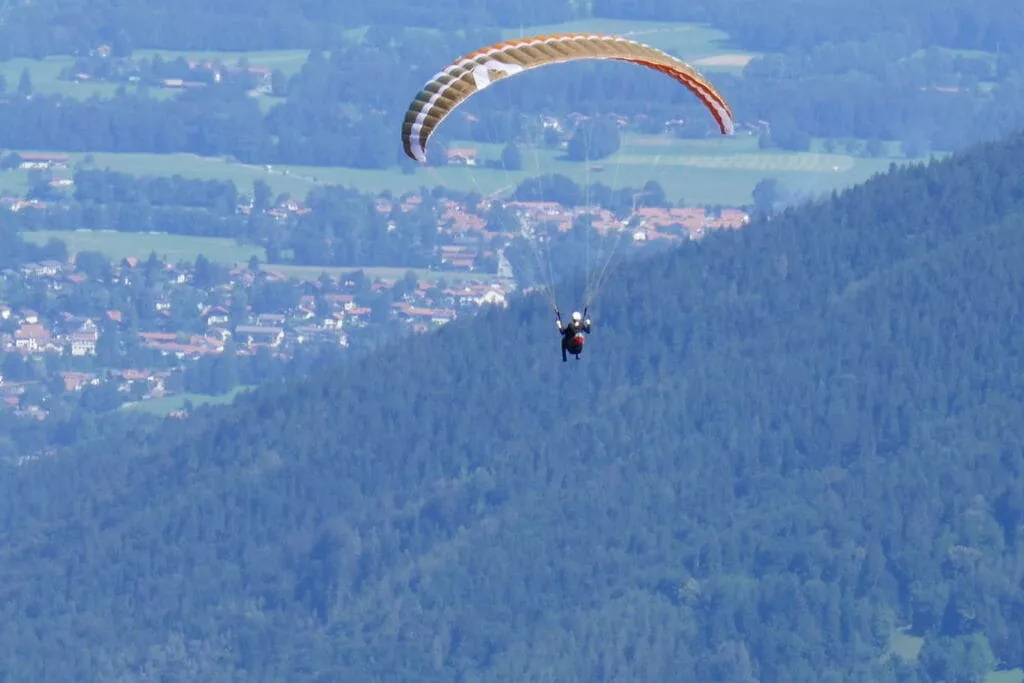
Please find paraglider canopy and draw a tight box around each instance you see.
[401,32,735,164]
[399,32,737,337]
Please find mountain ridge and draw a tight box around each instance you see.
[2,131,1024,681]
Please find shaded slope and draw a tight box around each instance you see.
[3,133,1024,681]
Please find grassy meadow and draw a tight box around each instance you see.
[0,49,302,111]
[884,627,1022,683]
[3,131,931,207]
[0,55,181,100]
[131,48,310,75]
[19,230,508,284]
[437,133,924,206]
[122,385,254,416]
[21,230,265,265]
[261,263,509,285]
[0,56,125,99]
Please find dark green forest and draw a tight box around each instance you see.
[2,0,1021,54]
[2,122,1024,680]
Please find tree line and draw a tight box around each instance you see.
[13,167,668,272]
[1,0,1021,59]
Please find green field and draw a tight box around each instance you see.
[131,48,310,75]
[0,56,184,100]
[434,134,928,205]
[0,167,32,195]
[19,229,508,284]
[3,131,932,207]
[261,263,508,285]
[885,627,1022,683]
[0,56,124,99]
[907,46,998,63]
[122,385,254,416]
[886,627,924,660]
[0,48,303,107]
[21,230,265,265]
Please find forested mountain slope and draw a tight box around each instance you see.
[3,132,1024,681]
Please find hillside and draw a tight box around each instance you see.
[3,130,1024,681]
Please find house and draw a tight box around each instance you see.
[255,313,286,327]
[445,148,478,166]
[69,321,99,356]
[234,325,284,348]
[138,332,224,359]
[293,306,316,322]
[345,307,372,326]
[431,309,457,325]
[393,304,457,327]
[206,327,231,344]
[476,289,507,307]
[14,324,50,353]
[323,312,345,329]
[21,261,63,277]
[61,372,100,392]
[116,369,155,393]
[325,294,355,310]
[203,306,230,327]
[293,325,347,346]
[70,333,97,356]
[17,153,70,170]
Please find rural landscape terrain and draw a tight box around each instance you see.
[1,0,1023,680]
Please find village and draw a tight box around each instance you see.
[0,253,518,418]
[0,155,751,419]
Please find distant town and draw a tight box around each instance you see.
[1,152,750,419]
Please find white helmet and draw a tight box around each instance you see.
[571,311,582,323]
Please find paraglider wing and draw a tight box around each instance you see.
[401,33,735,163]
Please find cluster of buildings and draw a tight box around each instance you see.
[374,193,750,274]
[0,138,753,419]
[0,254,515,417]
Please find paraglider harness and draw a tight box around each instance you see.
[556,307,591,362]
